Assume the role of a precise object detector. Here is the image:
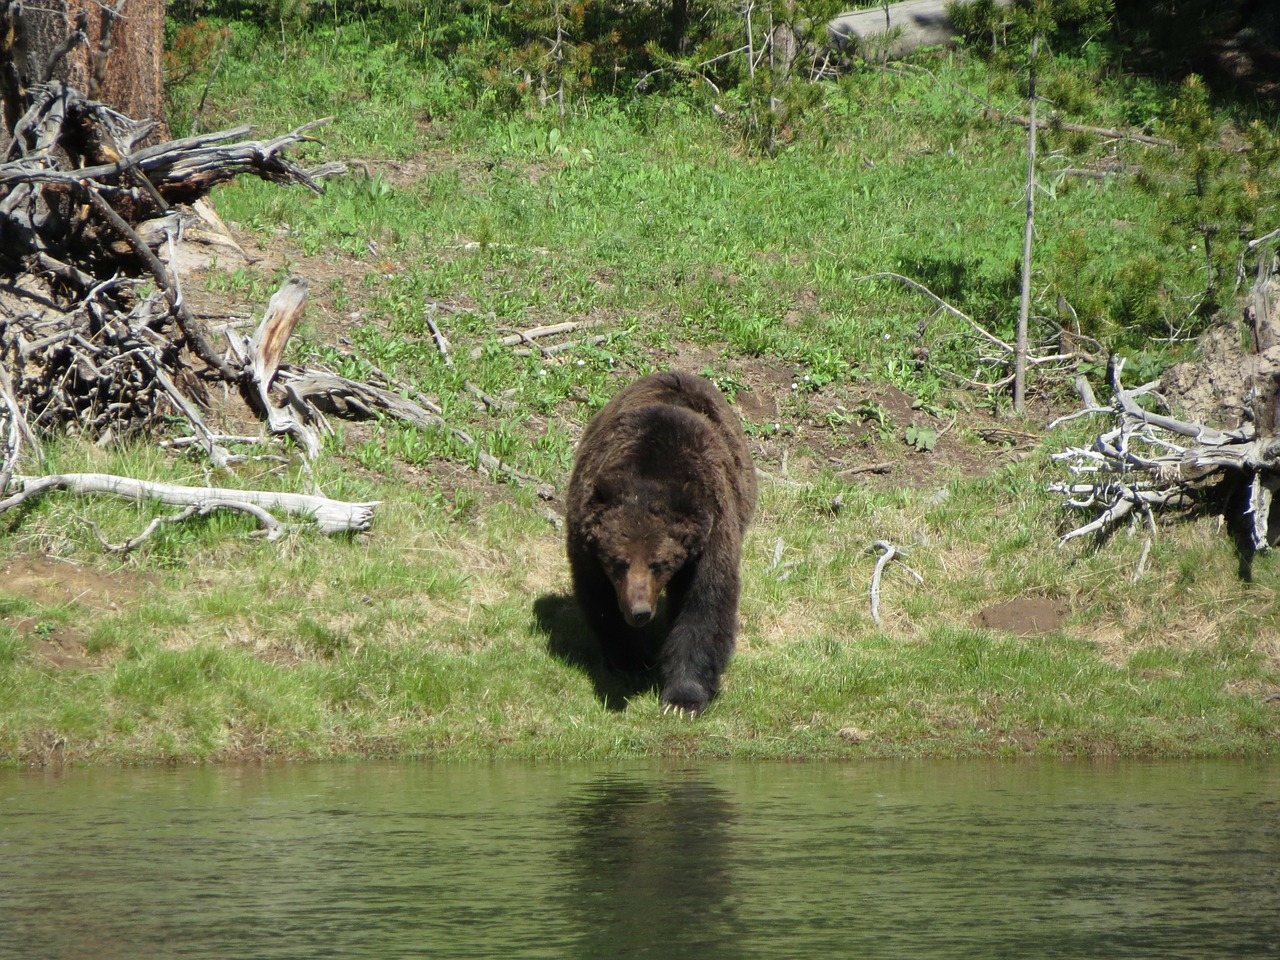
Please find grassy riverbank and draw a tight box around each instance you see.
[2,18,1279,763]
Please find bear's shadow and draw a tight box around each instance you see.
[534,593,665,711]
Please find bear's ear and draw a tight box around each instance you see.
[673,487,714,537]
[674,483,707,515]
[590,476,619,505]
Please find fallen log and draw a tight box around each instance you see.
[829,0,1013,57]
[0,472,380,535]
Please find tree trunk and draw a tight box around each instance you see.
[0,0,167,152]
[1247,252,1280,436]
[1013,34,1037,415]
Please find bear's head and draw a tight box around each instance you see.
[585,474,711,628]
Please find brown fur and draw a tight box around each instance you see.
[566,371,757,715]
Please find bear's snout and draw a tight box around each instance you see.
[619,566,657,627]
[623,605,652,627]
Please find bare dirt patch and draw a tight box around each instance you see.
[2,555,143,607]
[973,597,1071,636]
[655,339,1037,489]
[1,556,148,668]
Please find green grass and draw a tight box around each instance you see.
[2,443,1277,763]
[2,19,1278,764]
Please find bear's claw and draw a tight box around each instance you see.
[660,686,708,718]
[661,702,699,719]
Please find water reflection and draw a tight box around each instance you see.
[1,762,1277,960]
[562,775,737,959]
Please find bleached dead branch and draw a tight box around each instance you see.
[867,540,923,628]
[1052,249,1280,554]
[2,472,379,534]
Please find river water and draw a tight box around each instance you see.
[1,761,1277,959]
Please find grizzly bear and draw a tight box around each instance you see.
[566,370,757,716]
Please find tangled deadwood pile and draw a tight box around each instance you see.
[0,81,418,539]
[0,81,339,426]
[1051,251,1280,568]
[0,82,553,544]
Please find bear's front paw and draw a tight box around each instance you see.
[660,682,709,718]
